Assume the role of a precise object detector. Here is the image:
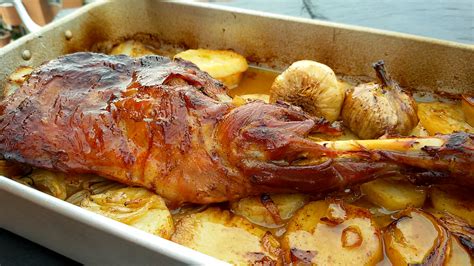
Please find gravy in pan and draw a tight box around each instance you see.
[229,67,280,97]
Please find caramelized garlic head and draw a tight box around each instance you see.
[270,60,345,122]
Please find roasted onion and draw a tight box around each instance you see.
[80,187,174,238]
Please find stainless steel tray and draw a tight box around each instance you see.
[0,0,473,264]
[0,177,226,265]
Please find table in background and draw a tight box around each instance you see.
[1,0,472,265]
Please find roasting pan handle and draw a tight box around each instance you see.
[12,0,42,33]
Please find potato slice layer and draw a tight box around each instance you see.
[3,66,33,98]
[175,49,248,89]
[282,200,383,265]
[430,185,474,226]
[446,237,472,266]
[384,209,449,265]
[417,102,473,135]
[360,177,426,211]
[110,40,156,57]
[231,193,309,227]
[172,208,281,265]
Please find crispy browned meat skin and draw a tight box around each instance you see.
[0,53,472,204]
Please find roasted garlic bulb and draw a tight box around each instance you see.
[341,61,419,139]
[269,60,345,122]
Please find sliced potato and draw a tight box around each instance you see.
[110,40,156,57]
[430,185,474,226]
[171,208,281,265]
[3,66,33,98]
[384,209,449,265]
[462,95,474,127]
[352,197,397,228]
[174,49,248,89]
[360,177,426,211]
[446,236,472,266]
[417,102,474,135]
[80,187,174,239]
[171,204,209,223]
[231,193,309,227]
[282,200,383,265]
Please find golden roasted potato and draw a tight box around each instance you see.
[282,200,383,265]
[172,208,281,265]
[80,187,174,239]
[3,66,33,98]
[270,60,345,122]
[231,193,309,227]
[462,95,474,127]
[351,198,395,228]
[417,102,474,135]
[384,209,449,265]
[109,40,156,57]
[445,237,472,266]
[174,49,248,89]
[430,185,474,226]
[360,177,426,211]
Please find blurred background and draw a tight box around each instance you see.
[212,0,473,44]
[0,0,472,48]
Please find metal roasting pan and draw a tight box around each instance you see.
[0,0,473,264]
